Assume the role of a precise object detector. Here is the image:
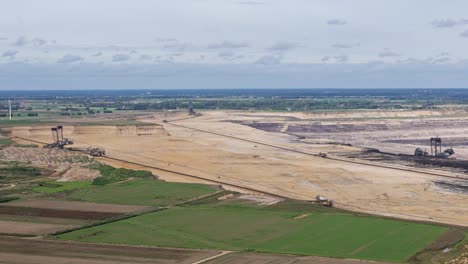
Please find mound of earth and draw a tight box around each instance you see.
[0,146,92,167]
[57,166,101,182]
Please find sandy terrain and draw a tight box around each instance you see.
[9,111,468,226]
[0,220,74,235]
[230,109,468,159]
[0,236,220,264]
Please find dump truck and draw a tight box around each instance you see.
[414,148,428,156]
[314,195,334,207]
[86,146,106,157]
[70,146,105,157]
[318,152,327,158]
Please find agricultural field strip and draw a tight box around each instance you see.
[0,236,221,264]
[57,205,448,263]
[0,220,75,235]
[204,252,396,264]
[50,190,227,238]
[164,121,468,181]
[1,200,149,214]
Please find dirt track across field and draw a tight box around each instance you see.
[205,252,394,264]
[9,110,468,226]
[0,236,220,264]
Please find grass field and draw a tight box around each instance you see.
[0,163,44,184]
[0,129,13,146]
[33,181,91,194]
[0,138,13,146]
[57,204,447,262]
[67,178,217,206]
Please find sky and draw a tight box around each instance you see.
[1,0,468,89]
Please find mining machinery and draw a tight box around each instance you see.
[414,137,454,158]
[43,125,74,149]
[85,146,106,157]
[414,148,428,157]
[188,101,196,115]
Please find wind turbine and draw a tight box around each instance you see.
[8,99,11,120]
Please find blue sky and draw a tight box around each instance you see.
[1,0,468,89]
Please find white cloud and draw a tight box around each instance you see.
[112,54,130,62]
[2,50,18,58]
[321,56,330,62]
[321,55,348,63]
[3,61,468,90]
[431,57,451,64]
[57,54,83,63]
[255,55,281,65]
[379,49,400,57]
[334,55,348,63]
[237,1,264,5]
[460,29,468,37]
[432,18,468,28]
[139,54,152,60]
[31,38,47,46]
[1,1,468,89]
[13,36,28,46]
[208,41,249,49]
[12,36,47,47]
[268,42,296,52]
[218,51,235,58]
[332,43,357,49]
[327,19,347,25]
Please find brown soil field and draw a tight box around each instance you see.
[0,206,121,220]
[0,236,220,264]
[9,110,468,226]
[0,220,74,235]
[0,200,150,220]
[3,200,150,214]
[0,214,91,226]
[206,252,394,264]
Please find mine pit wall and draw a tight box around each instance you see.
[8,125,169,138]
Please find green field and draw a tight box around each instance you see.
[0,137,13,146]
[0,163,44,183]
[57,205,447,262]
[0,129,13,146]
[33,181,91,194]
[66,178,217,206]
